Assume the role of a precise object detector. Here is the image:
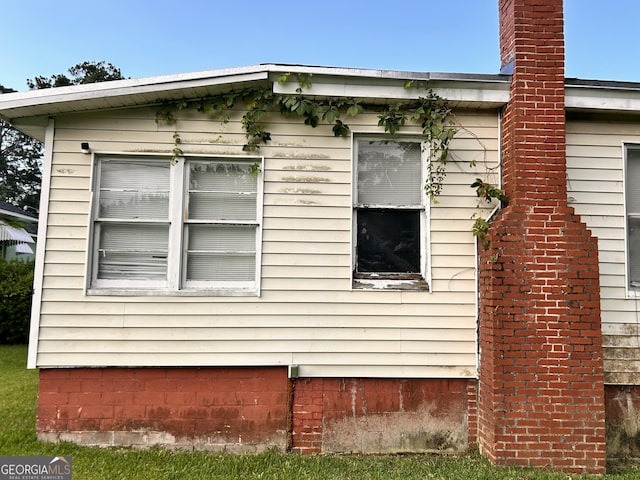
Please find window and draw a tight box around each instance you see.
[353,138,428,289]
[626,145,640,290]
[89,155,262,295]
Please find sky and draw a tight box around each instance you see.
[0,0,638,91]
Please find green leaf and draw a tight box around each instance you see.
[304,115,319,127]
[332,120,350,137]
[346,103,363,117]
[322,105,340,124]
[277,73,292,84]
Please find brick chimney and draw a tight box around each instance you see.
[476,0,606,474]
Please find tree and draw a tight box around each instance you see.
[27,61,124,89]
[0,84,42,211]
[0,62,125,210]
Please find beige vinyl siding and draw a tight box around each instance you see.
[567,118,640,384]
[32,106,498,378]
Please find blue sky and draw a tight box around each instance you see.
[1,0,637,91]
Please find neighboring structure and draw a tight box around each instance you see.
[4,0,640,474]
[0,201,37,261]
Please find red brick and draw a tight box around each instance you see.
[478,0,605,475]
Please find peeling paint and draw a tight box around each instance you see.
[278,187,322,194]
[281,176,331,183]
[38,429,286,453]
[322,402,467,454]
[129,149,173,153]
[127,149,244,156]
[352,278,430,291]
[282,164,332,171]
[273,152,331,159]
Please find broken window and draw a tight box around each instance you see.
[353,138,428,289]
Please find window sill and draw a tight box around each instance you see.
[352,278,430,291]
[86,288,259,297]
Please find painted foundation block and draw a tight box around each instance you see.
[37,367,289,452]
[37,368,475,455]
[292,378,473,454]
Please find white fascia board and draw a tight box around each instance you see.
[566,85,640,113]
[0,67,271,120]
[273,77,510,106]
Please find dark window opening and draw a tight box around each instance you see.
[356,209,420,274]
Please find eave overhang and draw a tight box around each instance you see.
[0,64,511,141]
[5,63,640,143]
[0,207,37,223]
[566,78,640,115]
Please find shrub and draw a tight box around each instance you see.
[0,258,34,344]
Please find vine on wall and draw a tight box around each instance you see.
[156,74,506,236]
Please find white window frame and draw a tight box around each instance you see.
[625,143,640,295]
[352,136,429,290]
[87,153,263,296]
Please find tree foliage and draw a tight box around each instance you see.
[0,84,42,210]
[26,60,124,89]
[0,258,34,344]
[0,62,125,211]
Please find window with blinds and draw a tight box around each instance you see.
[185,161,258,286]
[626,145,640,289]
[89,155,262,295]
[94,159,170,284]
[353,138,428,289]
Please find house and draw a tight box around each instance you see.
[0,200,37,261]
[4,0,640,474]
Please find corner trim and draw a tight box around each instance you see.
[27,118,54,369]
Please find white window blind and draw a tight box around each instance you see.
[95,159,170,282]
[90,155,261,294]
[185,161,257,284]
[357,141,422,206]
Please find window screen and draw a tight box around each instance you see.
[90,156,261,294]
[95,159,170,281]
[354,139,425,279]
[185,161,258,283]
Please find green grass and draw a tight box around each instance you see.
[2,345,640,479]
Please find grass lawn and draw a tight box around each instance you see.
[2,345,640,479]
